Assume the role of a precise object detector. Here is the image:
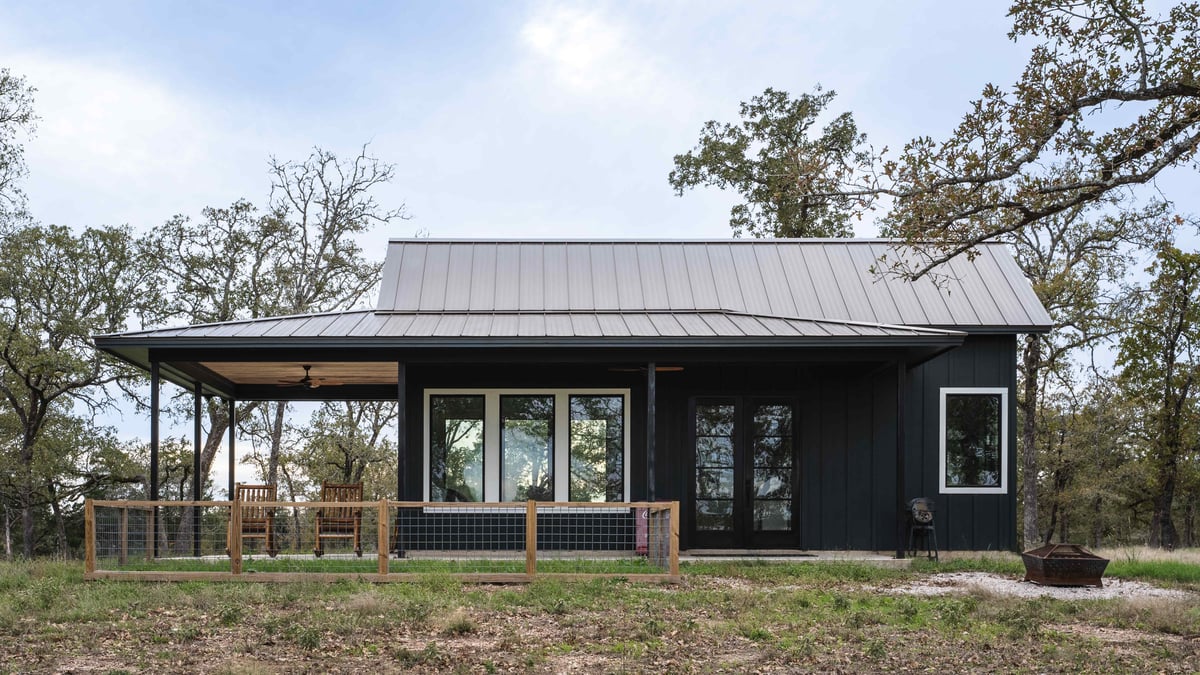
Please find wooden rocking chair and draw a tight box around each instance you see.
[314,482,363,557]
[228,483,279,558]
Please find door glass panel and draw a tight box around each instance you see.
[753,469,792,500]
[752,403,793,532]
[696,468,734,499]
[696,436,734,466]
[752,436,792,466]
[754,501,792,532]
[569,395,624,502]
[430,395,485,502]
[501,395,554,501]
[696,500,733,530]
[695,403,735,532]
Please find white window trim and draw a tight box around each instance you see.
[939,387,1008,495]
[423,388,631,503]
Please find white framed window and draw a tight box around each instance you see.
[424,389,630,502]
[939,387,1008,495]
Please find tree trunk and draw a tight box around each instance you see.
[1043,500,1058,546]
[1020,335,1041,549]
[47,482,70,559]
[1148,455,1179,549]
[4,505,11,560]
[1090,495,1103,549]
[267,401,287,487]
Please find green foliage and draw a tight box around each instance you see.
[0,223,163,557]
[1116,245,1200,548]
[670,87,867,238]
[0,68,36,219]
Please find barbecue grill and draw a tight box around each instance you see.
[906,497,938,561]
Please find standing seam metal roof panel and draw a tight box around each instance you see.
[754,244,800,318]
[418,243,450,312]
[729,243,773,315]
[442,243,474,311]
[659,243,697,309]
[591,244,620,310]
[682,244,720,311]
[543,243,570,311]
[566,244,594,311]
[372,240,1051,331]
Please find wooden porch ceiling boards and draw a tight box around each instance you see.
[200,361,400,386]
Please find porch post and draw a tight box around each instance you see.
[193,381,202,557]
[150,361,160,558]
[646,362,656,501]
[396,362,407,501]
[227,398,236,500]
[895,359,907,559]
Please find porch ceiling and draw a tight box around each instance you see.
[201,361,399,386]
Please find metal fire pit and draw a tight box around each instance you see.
[1021,543,1109,588]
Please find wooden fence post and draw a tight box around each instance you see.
[230,498,242,575]
[84,499,95,577]
[378,500,389,577]
[144,507,153,562]
[669,501,680,578]
[525,500,537,579]
[118,507,128,567]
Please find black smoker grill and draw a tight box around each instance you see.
[906,498,938,561]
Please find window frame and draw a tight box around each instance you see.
[939,387,1009,495]
[423,388,631,502]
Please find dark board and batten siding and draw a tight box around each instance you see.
[906,335,1019,552]
[396,335,1017,552]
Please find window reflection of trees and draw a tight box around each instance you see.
[430,396,484,501]
[945,394,1001,488]
[501,396,554,501]
[569,395,624,502]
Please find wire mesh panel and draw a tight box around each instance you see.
[91,501,233,573]
[237,502,382,575]
[533,503,675,576]
[391,503,529,576]
[86,499,678,581]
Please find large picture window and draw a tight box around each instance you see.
[501,395,555,501]
[940,388,1008,494]
[569,395,625,502]
[429,395,485,501]
[424,389,629,502]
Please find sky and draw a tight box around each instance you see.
[2,1,1196,494]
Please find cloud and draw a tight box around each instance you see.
[518,6,672,105]
[9,53,280,231]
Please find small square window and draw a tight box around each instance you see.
[939,388,1008,494]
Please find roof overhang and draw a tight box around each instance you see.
[96,328,966,401]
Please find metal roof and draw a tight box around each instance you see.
[375,239,1052,332]
[99,309,965,343]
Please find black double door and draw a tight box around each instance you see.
[689,397,798,549]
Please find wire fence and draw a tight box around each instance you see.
[86,499,679,582]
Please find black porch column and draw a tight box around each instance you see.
[396,362,407,501]
[646,362,656,501]
[193,381,202,557]
[895,359,908,559]
[227,398,236,500]
[150,361,160,557]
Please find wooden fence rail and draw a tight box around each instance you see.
[84,499,680,583]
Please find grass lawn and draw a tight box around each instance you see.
[0,551,1197,673]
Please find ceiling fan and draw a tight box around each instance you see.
[277,365,344,390]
